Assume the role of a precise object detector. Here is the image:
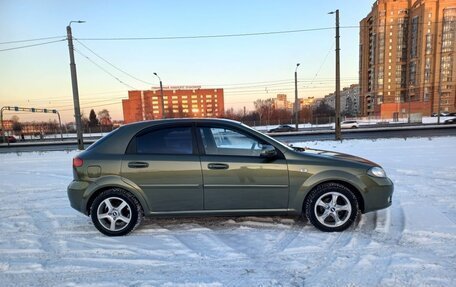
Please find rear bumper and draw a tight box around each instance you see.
[67,180,90,215]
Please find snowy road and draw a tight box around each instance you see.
[1,137,455,286]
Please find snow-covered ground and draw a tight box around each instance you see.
[1,137,455,286]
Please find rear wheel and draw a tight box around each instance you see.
[305,183,358,232]
[90,188,143,236]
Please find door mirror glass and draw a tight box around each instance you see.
[260,145,277,158]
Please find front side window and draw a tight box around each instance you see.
[136,127,193,154]
[199,127,265,157]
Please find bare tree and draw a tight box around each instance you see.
[98,109,112,126]
[254,98,274,126]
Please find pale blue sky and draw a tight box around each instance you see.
[0,0,374,122]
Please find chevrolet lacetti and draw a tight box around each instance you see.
[67,118,393,236]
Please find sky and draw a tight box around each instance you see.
[0,0,374,122]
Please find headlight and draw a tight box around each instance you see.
[368,167,386,178]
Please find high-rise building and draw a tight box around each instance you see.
[359,0,456,118]
[122,87,224,124]
[323,84,361,116]
[272,94,314,110]
[274,94,288,109]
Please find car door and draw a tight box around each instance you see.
[121,124,203,212]
[197,124,289,210]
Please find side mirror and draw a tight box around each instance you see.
[260,145,277,158]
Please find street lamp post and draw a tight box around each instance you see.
[329,10,341,140]
[153,72,165,119]
[294,63,301,130]
[66,20,85,150]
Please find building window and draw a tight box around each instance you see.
[441,55,453,82]
[425,58,431,83]
[411,16,419,58]
[424,87,431,101]
[410,62,417,85]
[425,34,432,54]
[442,8,456,53]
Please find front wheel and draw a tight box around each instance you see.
[90,188,143,236]
[305,183,358,232]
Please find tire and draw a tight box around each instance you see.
[305,183,358,232]
[90,188,143,236]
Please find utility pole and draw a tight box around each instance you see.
[330,10,341,140]
[154,73,165,119]
[294,63,300,130]
[66,21,85,150]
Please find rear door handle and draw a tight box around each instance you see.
[128,161,149,168]
[208,163,229,170]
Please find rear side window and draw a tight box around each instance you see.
[136,127,193,155]
[86,128,119,151]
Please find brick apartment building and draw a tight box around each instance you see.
[122,87,224,123]
[359,0,456,118]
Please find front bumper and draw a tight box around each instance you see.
[361,176,394,213]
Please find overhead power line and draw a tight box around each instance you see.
[75,39,155,85]
[74,48,137,90]
[76,27,340,41]
[0,39,66,52]
[67,21,452,42]
[0,36,66,45]
[0,20,452,47]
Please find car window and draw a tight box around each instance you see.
[86,128,120,151]
[136,127,193,155]
[199,127,265,157]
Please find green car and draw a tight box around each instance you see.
[67,118,393,236]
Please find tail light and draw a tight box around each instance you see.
[73,157,83,167]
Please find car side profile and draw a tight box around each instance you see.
[341,120,359,129]
[444,117,456,124]
[268,125,296,133]
[67,118,393,236]
[0,135,17,143]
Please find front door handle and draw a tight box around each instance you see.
[128,161,149,168]
[208,163,229,170]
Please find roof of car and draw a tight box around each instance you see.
[85,118,245,154]
[123,118,241,129]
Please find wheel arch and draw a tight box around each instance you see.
[302,180,365,213]
[83,176,150,216]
